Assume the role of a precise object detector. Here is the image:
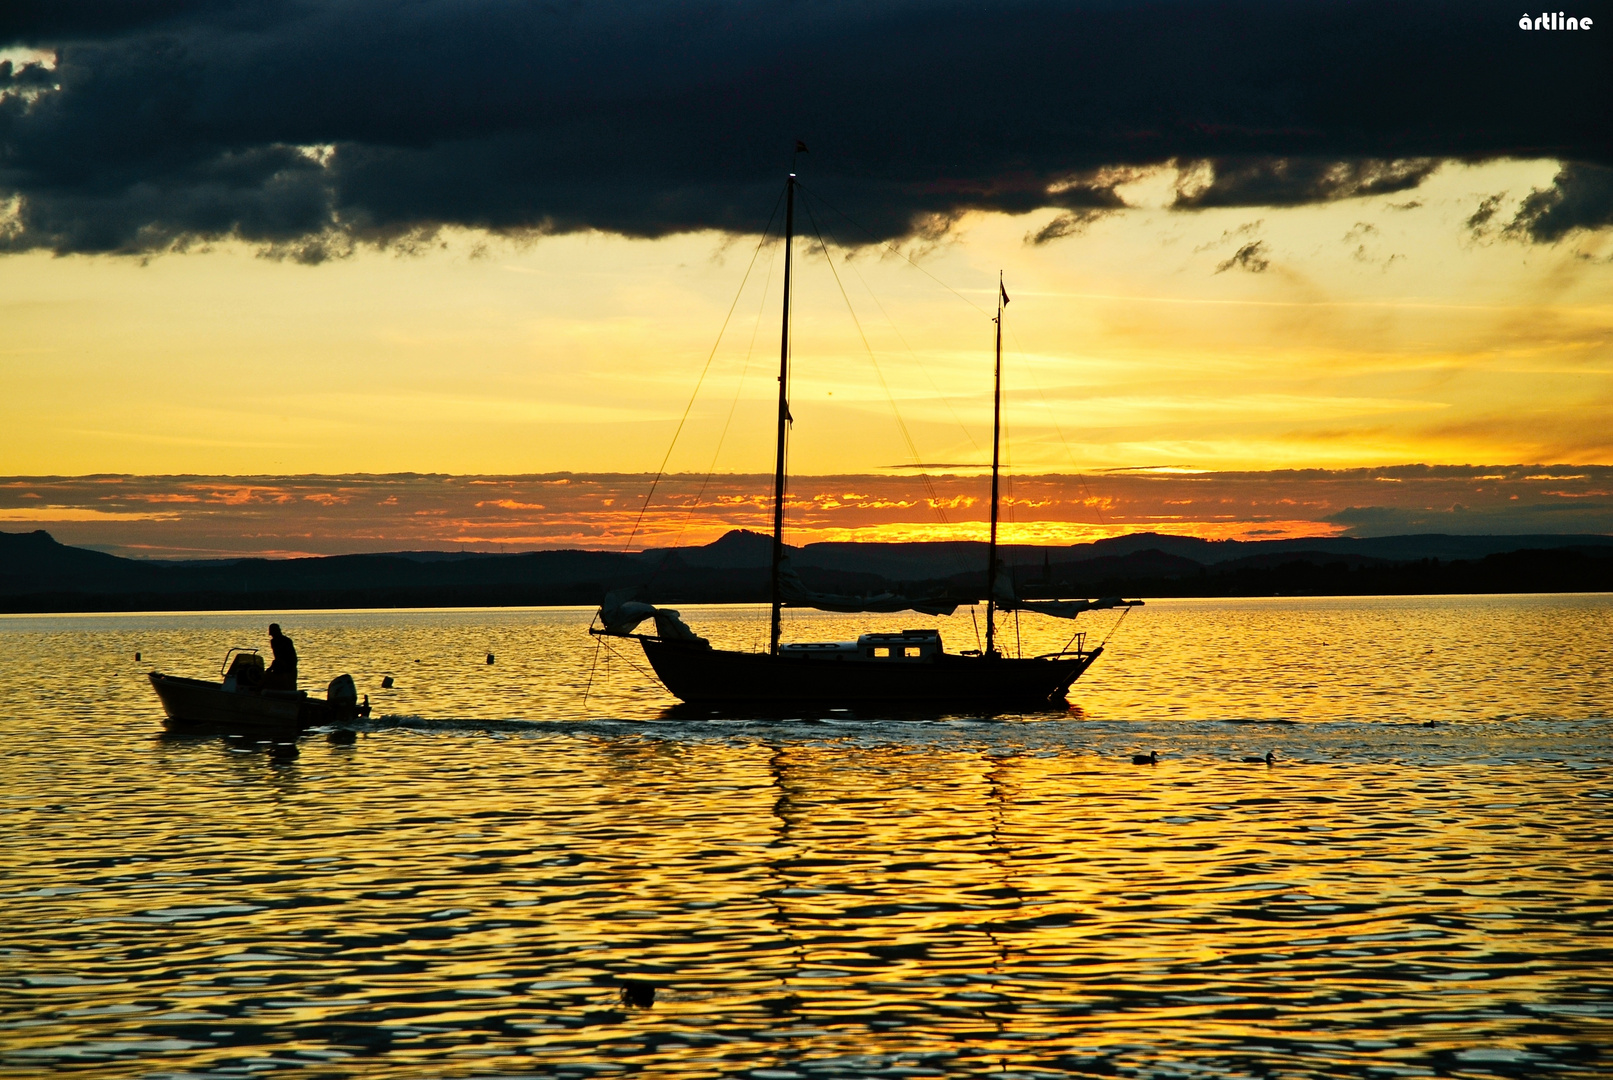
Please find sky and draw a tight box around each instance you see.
[1,1,1610,556]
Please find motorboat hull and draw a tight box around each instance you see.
[149,672,368,730]
[639,638,1100,705]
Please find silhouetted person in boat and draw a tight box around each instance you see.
[264,623,298,690]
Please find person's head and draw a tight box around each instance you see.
[268,623,281,638]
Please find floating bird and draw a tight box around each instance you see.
[618,980,656,1008]
[381,676,394,689]
[1132,751,1158,765]
[486,652,495,665]
[328,728,357,745]
[1242,750,1276,764]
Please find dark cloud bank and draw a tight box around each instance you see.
[1,0,1609,259]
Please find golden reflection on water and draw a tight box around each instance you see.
[0,597,1610,1077]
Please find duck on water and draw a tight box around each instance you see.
[591,171,1141,707]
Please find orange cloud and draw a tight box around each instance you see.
[2,466,1607,559]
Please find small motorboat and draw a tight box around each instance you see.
[149,647,370,730]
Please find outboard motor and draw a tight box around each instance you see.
[326,674,358,708]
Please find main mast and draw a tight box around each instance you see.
[984,273,1004,657]
[769,174,796,655]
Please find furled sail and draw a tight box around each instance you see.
[780,558,959,617]
[1002,596,1144,618]
[991,568,1143,620]
[598,591,710,646]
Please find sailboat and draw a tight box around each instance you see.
[592,172,1141,705]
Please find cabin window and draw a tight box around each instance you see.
[904,646,922,657]
[872,647,890,657]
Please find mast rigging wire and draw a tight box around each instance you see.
[797,182,996,571]
[581,636,603,709]
[795,181,991,317]
[1004,321,1108,527]
[803,183,1107,572]
[1098,603,1133,648]
[651,231,783,573]
[802,202,980,457]
[799,196,952,527]
[619,186,785,555]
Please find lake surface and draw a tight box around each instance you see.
[2,595,1610,1078]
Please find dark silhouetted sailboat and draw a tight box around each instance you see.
[592,173,1140,705]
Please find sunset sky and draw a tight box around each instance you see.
[2,2,1609,556]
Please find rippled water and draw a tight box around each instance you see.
[2,595,1610,1078]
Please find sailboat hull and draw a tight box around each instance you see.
[640,639,1100,705]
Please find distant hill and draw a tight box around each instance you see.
[0,528,171,594]
[2,527,1610,613]
[790,531,1613,575]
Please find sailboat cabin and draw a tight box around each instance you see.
[779,629,944,662]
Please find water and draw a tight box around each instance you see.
[2,595,1610,1078]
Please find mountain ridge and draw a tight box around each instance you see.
[3,528,1610,613]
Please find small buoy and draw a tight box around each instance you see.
[1132,751,1158,765]
[486,652,495,665]
[134,652,141,661]
[328,728,357,745]
[618,981,656,1008]
[381,676,394,689]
